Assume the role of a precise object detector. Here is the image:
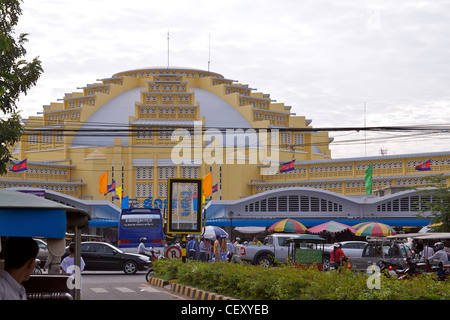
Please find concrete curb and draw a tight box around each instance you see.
[148,277,237,300]
[171,282,237,300]
[147,277,170,288]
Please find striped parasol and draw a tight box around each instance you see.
[352,221,374,230]
[307,220,356,234]
[355,222,397,237]
[268,218,307,233]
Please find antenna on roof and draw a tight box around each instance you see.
[167,30,170,69]
[364,101,367,157]
[208,33,211,74]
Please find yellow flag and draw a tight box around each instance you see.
[99,172,108,194]
[116,186,122,206]
[202,172,212,196]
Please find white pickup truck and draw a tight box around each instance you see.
[235,233,296,267]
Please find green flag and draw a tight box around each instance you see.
[364,164,373,195]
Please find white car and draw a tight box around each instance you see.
[324,241,367,258]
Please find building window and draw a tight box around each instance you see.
[158,166,175,179]
[158,183,168,198]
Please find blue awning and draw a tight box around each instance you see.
[206,218,431,228]
[0,189,90,239]
[0,208,67,238]
[89,219,118,227]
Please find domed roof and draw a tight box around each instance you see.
[71,85,252,148]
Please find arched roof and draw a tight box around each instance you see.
[71,86,252,148]
[204,187,432,227]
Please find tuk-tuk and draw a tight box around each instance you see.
[0,189,90,300]
[287,234,326,270]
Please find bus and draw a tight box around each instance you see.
[117,208,165,250]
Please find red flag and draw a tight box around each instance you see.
[415,160,431,171]
[10,159,27,172]
[280,160,295,173]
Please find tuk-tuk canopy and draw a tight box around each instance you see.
[0,189,90,238]
[287,234,326,243]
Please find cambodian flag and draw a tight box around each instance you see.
[415,160,431,171]
[10,159,27,172]
[106,180,116,194]
[280,160,295,173]
[212,183,218,193]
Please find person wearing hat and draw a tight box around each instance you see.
[330,243,348,270]
[427,242,448,265]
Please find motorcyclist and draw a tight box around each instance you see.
[137,237,156,260]
[330,243,348,269]
[426,242,448,265]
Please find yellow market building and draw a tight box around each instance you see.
[3,67,449,231]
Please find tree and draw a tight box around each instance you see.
[0,0,43,174]
[415,174,450,232]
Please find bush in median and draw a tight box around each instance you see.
[153,259,450,300]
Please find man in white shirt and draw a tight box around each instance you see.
[0,237,39,300]
[427,242,449,265]
[420,243,435,262]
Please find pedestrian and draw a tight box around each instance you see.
[330,243,348,270]
[252,236,262,245]
[187,236,198,261]
[0,237,39,300]
[227,239,235,262]
[420,241,435,262]
[199,238,207,262]
[60,242,85,278]
[205,239,212,261]
[232,237,241,263]
[213,236,221,262]
[221,237,227,261]
[43,251,61,274]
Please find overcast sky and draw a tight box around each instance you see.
[13,0,450,159]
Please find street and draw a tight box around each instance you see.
[80,271,184,300]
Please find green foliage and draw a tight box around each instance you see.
[0,0,43,174]
[153,259,450,300]
[415,174,450,232]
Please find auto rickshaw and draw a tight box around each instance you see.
[287,234,326,270]
[0,189,90,300]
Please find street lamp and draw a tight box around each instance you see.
[228,211,234,240]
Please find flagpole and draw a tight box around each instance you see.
[111,159,115,203]
[364,102,367,157]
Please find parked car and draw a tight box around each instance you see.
[324,241,367,257]
[62,242,152,275]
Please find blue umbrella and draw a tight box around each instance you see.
[203,226,228,240]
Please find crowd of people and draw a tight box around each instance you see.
[138,235,266,263]
[412,239,450,265]
[173,235,244,262]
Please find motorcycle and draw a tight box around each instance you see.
[377,259,420,279]
[145,249,159,282]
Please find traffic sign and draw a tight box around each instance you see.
[165,245,182,259]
